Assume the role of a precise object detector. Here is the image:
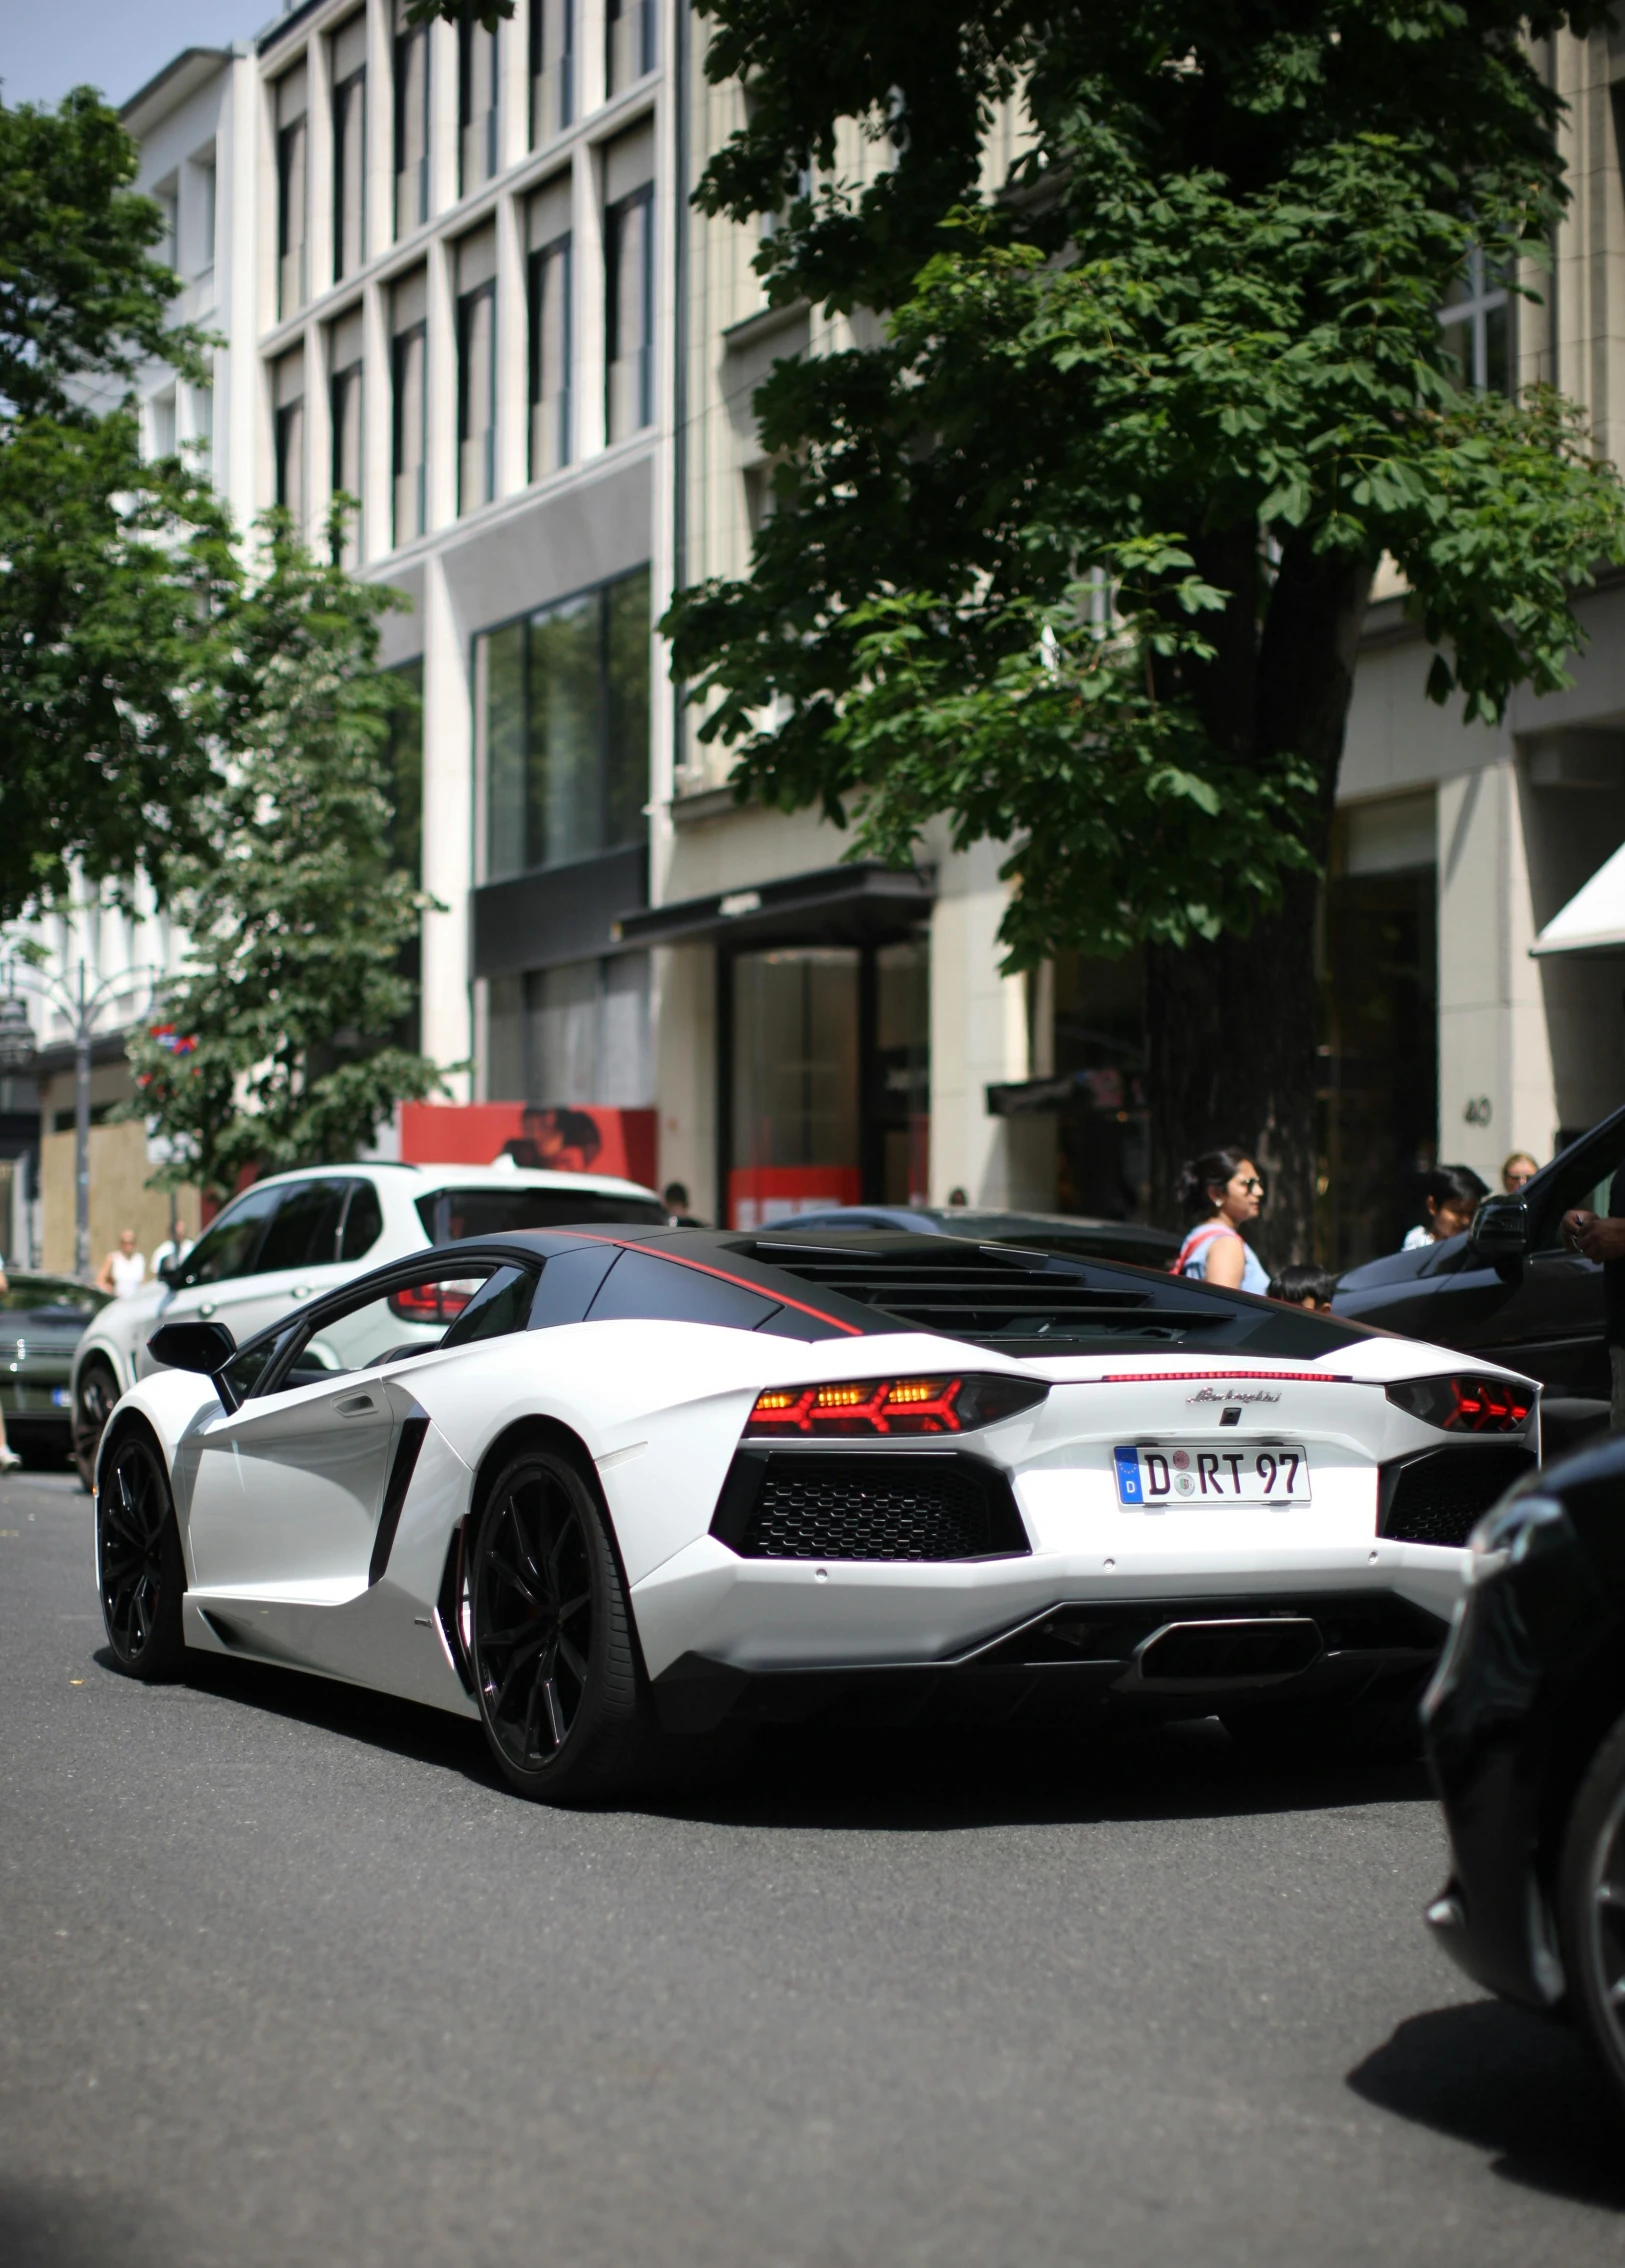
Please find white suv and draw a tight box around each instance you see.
[70,1160,668,1486]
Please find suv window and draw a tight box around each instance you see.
[416,1187,667,1242]
[171,1184,285,1288]
[340,1179,383,1260]
[254,1180,348,1273]
[1530,1119,1625,1249]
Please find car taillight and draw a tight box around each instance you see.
[745,1375,1047,1437]
[388,1281,476,1323]
[1385,1374,1533,1433]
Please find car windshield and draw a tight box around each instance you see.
[416,1188,667,1242]
[0,1274,109,1315]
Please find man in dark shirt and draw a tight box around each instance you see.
[1563,1169,1625,1426]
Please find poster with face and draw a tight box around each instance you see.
[400,1102,658,1190]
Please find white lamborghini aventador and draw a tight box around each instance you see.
[93,1225,1539,1800]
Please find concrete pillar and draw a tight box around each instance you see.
[928,838,1050,1206]
[419,552,472,1095]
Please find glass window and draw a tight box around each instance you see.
[459,13,498,193]
[530,0,574,142]
[171,1184,285,1289]
[273,348,305,521]
[340,1179,384,1260]
[254,1180,348,1273]
[440,1265,536,1347]
[605,0,654,97]
[155,182,178,271]
[275,71,308,317]
[730,949,860,1227]
[415,1185,666,1241]
[333,62,366,281]
[489,955,652,1107]
[477,567,649,880]
[588,1250,776,1331]
[528,233,571,477]
[394,0,430,239]
[392,308,427,544]
[1439,247,1511,396]
[330,310,364,564]
[605,185,653,440]
[194,157,216,275]
[457,280,496,514]
[298,1263,506,1375]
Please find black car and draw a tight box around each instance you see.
[1422,1434,1625,2111]
[0,1270,110,1467]
[1335,1106,1625,1454]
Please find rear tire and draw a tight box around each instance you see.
[1556,1707,1625,2115]
[97,1428,187,1680]
[74,1358,120,1494]
[467,1444,647,1805]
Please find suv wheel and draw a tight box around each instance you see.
[73,1358,120,1494]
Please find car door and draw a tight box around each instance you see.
[1381,1117,1625,1397]
[183,1257,541,1602]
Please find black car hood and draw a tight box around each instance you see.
[1336,1232,1471,1296]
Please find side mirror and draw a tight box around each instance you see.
[147,1320,241,1413]
[157,1255,184,1289]
[1470,1195,1529,1262]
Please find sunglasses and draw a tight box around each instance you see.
[1232,1176,1265,1195]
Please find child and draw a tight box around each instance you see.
[1267,1262,1339,1312]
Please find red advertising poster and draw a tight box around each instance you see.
[400,1103,658,1190]
[727,1165,862,1229]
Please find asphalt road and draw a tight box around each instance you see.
[3,1468,1624,2268]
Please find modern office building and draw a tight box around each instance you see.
[13,12,1625,1268]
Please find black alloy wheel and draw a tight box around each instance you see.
[467,1445,644,1803]
[97,1428,186,1679]
[74,1358,120,1494]
[1558,1709,1625,2112]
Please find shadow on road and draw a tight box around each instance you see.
[108,1643,1438,1831]
[1348,2001,1625,2212]
[0,2182,172,2268]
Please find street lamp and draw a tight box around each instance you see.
[3,958,157,1281]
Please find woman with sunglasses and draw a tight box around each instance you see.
[1173,1147,1271,1294]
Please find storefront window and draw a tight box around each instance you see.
[876,937,930,1204]
[1318,798,1438,1268]
[478,567,650,880]
[730,949,860,1227]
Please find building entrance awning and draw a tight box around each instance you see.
[613,861,935,951]
[1531,842,1625,955]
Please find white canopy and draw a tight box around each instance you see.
[1531,840,1625,955]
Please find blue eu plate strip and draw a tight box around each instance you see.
[1113,1445,1142,1504]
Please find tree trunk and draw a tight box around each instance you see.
[1145,542,1373,1265]
[1145,873,1322,1264]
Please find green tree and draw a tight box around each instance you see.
[126,516,444,1202]
[663,2,1625,1253]
[0,87,229,924]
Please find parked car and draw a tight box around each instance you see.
[1334,1105,1625,1455]
[93,1221,1537,1802]
[0,1271,111,1469]
[70,1161,669,1487]
[775,1204,1180,1272]
[1422,1432,1625,2115]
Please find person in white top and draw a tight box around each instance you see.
[1398,1165,1487,1252]
[97,1229,148,1300]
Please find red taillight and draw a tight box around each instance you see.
[388,1280,475,1323]
[1385,1374,1533,1433]
[745,1375,1047,1437]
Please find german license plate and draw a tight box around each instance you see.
[1113,1443,1311,1508]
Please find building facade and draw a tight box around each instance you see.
[11,12,1625,1270]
